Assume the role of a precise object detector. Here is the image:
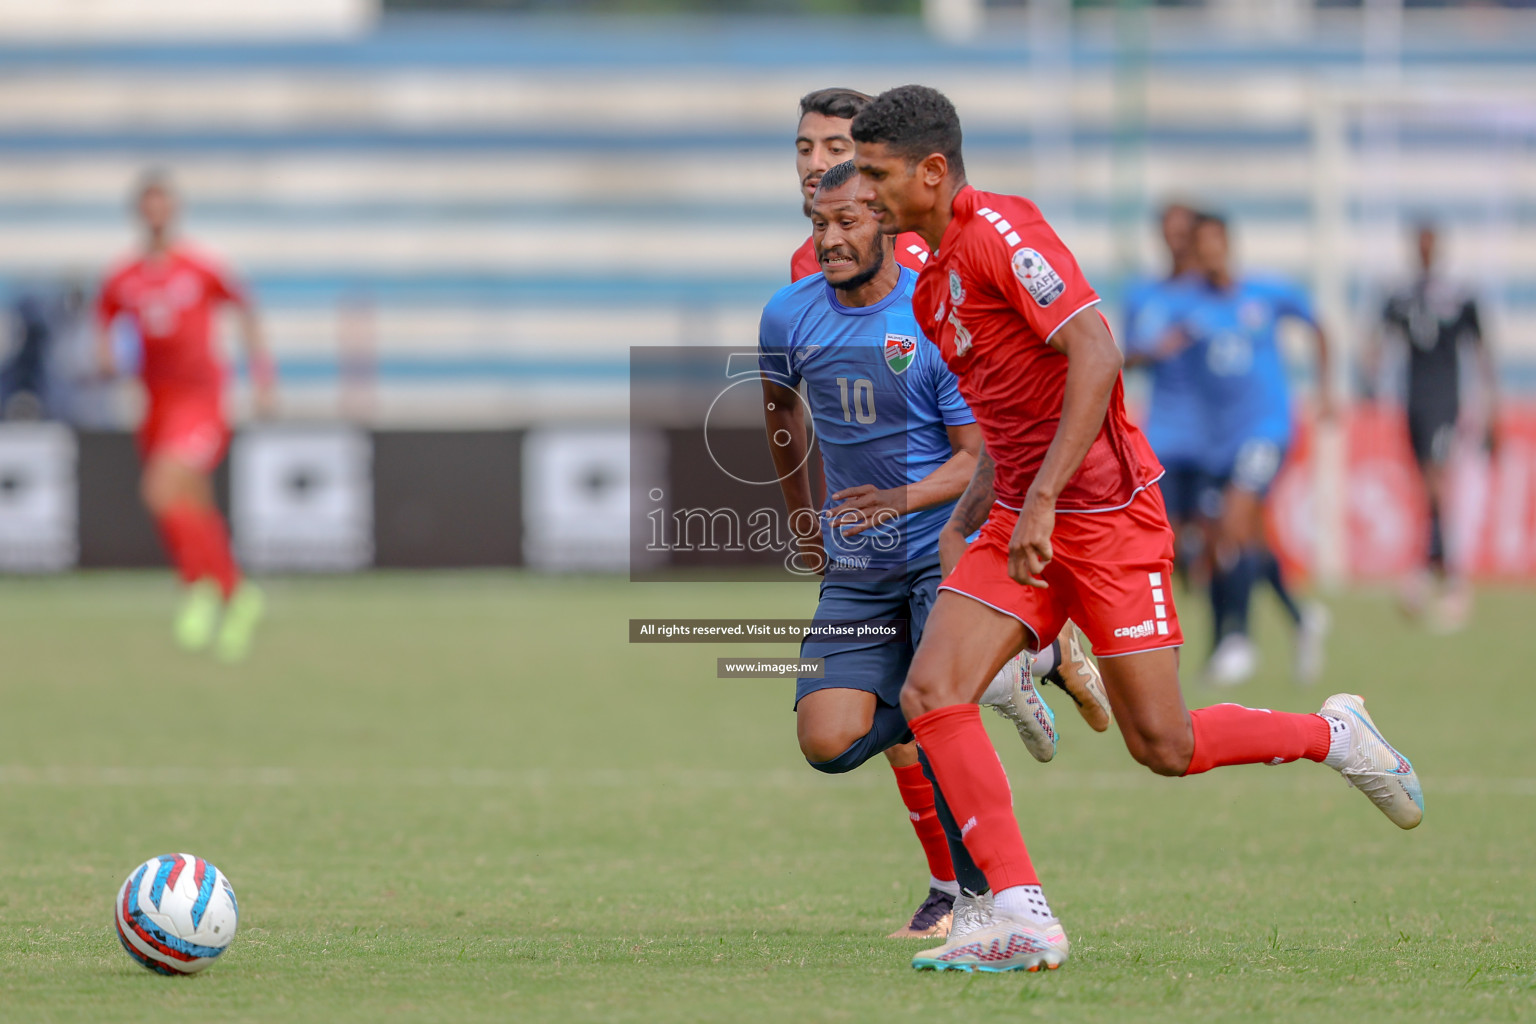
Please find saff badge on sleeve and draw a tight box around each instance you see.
[1012,248,1066,307]
[883,333,918,374]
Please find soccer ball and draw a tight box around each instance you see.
[114,854,239,975]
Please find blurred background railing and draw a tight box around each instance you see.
[0,0,1532,575]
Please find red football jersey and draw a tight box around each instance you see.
[912,186,1161,512]
[97,245,247,401]
[790,232,930,283]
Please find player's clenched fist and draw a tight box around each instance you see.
[1007,492,1054,589]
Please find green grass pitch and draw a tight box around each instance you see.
[0,572,1532,1023]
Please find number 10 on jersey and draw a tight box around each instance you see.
[836,377,876,424]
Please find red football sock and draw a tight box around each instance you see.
[1184,703,1332,776]
[193,506,241,599]
[891,762,955,884]
[154,503,207,586]
[908,704,1039,892]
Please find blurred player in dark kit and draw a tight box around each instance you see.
[1369,221,1498,632]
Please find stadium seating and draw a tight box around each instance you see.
[0,12,1533,423]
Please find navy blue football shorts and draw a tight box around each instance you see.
[1156,460,1208,523]
[1208,436,1287,509]
[793,554,941,709]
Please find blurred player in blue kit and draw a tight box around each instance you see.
[1170,213,1333,685]
[1122,203,1207,569]
[758,160,1110,940]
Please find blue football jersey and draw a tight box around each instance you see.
[758,266,974,571]
[1122,273,1208,465]
[1179,274,1316,472]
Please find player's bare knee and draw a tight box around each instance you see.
[797,723,866,767]
[799,736,847,766]
[140,472,172,514]
[899,669,943,721]
[802,737,867,775]
[1135,735,1194,777]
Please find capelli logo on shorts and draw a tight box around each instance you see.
[1114,620,1156,639]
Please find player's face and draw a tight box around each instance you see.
[811,184,887,289]
[852,141,920,235]
[1417,227,1437,271]
[1193,221,1229,277]
[138,185,177,236]
[1161,205,1195,263]
[795,113,856,217]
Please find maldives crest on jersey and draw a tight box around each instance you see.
[883,333,918,374]
[1011,248,1065,307]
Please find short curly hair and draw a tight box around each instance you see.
[850,85,964,178]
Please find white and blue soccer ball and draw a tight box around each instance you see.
[114,854,239,975]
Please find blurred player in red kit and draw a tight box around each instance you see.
[852,85,1423,973]
[96,171,274,661]
[792,88,931,283]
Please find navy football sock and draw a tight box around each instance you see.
[1208,561,1231,645]
[1036,639,1063,684]
[1427,504,1447,572]
[1211,549,1258,642]
[1258,548,1302,626]
[1227,548,1258,638]
[918,746,989,895]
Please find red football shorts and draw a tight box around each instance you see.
[940,486,1183,658]
[138,392,229,472]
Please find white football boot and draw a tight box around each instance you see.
[948,890,995,942]
[912,912,1070,973]
[1319,693,1424,830]
[1432,581,1473,635]
[1205,633,1257,687]
[980,652,1057,762]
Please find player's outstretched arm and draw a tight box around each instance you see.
[1010,310,1121,588]
[1122,326,1191,369]
[1360,316,1387,402]
[235,305,277,418]
[761,378,824,573]
[93,321,117,379]
[1467,300,1500,450]
[1309,321,1335,421]
[94,281,121,379]
[829,422,982,538]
